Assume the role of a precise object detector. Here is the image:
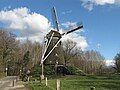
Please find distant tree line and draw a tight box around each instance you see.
[114,52,120,73]
[0,29,107,76]
[0,29,42,76]
[62,40,106,74]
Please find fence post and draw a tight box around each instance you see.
[56,79,60,90]
[45,77,47,86]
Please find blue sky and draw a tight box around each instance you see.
[0,0,120,60]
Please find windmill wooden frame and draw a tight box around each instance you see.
[40,7,83,79]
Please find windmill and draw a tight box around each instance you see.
[40,7,83,79]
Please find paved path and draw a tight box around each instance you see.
[0,76,30,90]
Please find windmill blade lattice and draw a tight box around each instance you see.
[52,7,59,32]
[61,25,83,36]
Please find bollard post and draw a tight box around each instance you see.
[0,81,2,84]
[28,77,30,82]
[56,79,60,90]
[12,80,15,87]
[45,77,47,86]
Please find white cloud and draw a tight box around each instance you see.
[61,21,83,31]
[106,59,115,66]
[62,33,88,51]
[61,22,77,28]
[0,7,88,50]
[62,10,72,14]
[61,22,88,50]
[0,7,50,42]
[81,0,120,11]
[95,0,115,5]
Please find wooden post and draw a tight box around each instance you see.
[41,63,44,80]
[0,81,2,84]
[56,79,60,90]
[45,77,47,86]
[28,76,30,82]
[12,80,15,87]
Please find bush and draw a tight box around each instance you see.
[31,65,55,77]
[67,66,86,76]
[44,65,55,75]
[30,64,42,77]
[31,64,86,78]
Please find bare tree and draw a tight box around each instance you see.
[62,39,82,66]
[0,29,19,74]
[114,52,120,73]
[84,50,105,74]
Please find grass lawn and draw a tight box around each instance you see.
[29,75,120,90]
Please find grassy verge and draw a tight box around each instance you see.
[29,81,54,90]
[28,75,120,90]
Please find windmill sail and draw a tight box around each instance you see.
[52,7,59,31]
[61,25,83,35]
[43,7,83,65]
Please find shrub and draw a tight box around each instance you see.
[31,65,55,77]
[44,65,55,75]
[67,66,86,76]
[30,64,42,77]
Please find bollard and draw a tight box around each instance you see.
[90,86,95,90]
[0,81,2,84]
[28,77,30,82]
[45,77,47,86]
[12,80,15,87]
[56,79,60,90]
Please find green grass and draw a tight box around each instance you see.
[29,75,120,90]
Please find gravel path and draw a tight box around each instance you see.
[0,76,30,90]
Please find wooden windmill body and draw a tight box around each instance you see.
[40,7,83,79]
[44,30,65,65]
